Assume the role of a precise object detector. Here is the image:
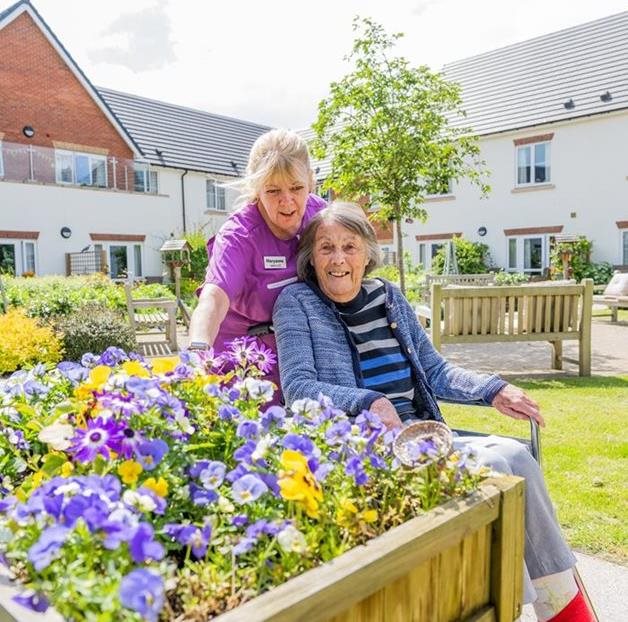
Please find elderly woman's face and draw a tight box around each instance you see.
[312,222,369,303]
[257,172,310,240]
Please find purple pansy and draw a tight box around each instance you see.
[189,483,219,506]
[164,523,212,559]
[136,439,169,471]
[231,474,268,504]
[12,591,49,613]
[28,525,71,571]
[325,420,352,445]
[282,434,315,456]
[231,514,249,527]
[198,461,226,489]
[232,536,257,556]
[99,346,128,367]
[129,523,165,563]
[236,420,261,440]
[345,456,369,486]
[68,417,124,463]
[217,404,239,421]
[260,405,286,430]
[119,568,165,622]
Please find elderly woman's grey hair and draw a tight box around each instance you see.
[297,202,382,282]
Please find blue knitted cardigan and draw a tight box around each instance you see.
[272,279,507,419]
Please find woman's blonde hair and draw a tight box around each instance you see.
[235,129,315,208]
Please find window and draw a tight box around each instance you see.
[134,164,158,193]
[0,141,4,177]
[206,179,226,211]
[106,243,143,279]
[516,142,550,185]
[417,242,446,270]
[425,177,452,196]
[0,243,16,275]
[0,240,37,275]
[55,150,108,187]
[623,231,628,265]
[506,236,547,274]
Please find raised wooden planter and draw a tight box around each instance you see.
[0,477,524,622]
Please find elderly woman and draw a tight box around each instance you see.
[188,129,326,391]
[273,203,594,622]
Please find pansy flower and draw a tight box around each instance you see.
[119,568,164,622]
[231,474,268,504]
[136,439,169,471]
[68,417,124,463]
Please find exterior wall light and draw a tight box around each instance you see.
[22,126,35,138]
[60,227,72,239]
[477,226,487,237]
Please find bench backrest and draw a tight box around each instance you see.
[430,279,593,349]
[426,273,496,288]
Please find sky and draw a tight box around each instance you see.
[10,0,628,129]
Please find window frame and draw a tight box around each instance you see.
[622,230,628,265]
[515,141,551,187]
[506,235,548,275]
[0,238,38,276]
[206,179,226,212]
[0,140,4,178]
[134,163,158,194]
[97,242,143,279]
[417,240,447,271]
[54,149,108,188]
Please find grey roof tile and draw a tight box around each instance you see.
[97,87,271,176]
[442,11,628,135]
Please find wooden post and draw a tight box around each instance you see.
[431,283,442,351]
[488,476,525,622]
[550,340,563,370]
[65,253,71,276]
[579,278,593,376]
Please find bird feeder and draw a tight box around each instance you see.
[159,239,191,304]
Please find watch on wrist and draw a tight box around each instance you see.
[188,340,210,351]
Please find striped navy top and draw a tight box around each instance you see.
[336,279,426,421]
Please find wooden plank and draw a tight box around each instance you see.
[463,298,472,336]
[488,477,525,622]
[579,279,593,377]
[215,484,504,622]
[490,298,499,335]
[508,296,515,335]
[434,284,582,298]
[570,294,579,331]
[432,284,442,351]
[498,297,506,335]
[443,299,451,336]
[544,294,552,333]
[481,298,490,335]
[472,297,479,335]
[463,606,497,622]
[553,295,562,332]
[441,331,580,344]
[562,296,571,333]
[461,526,492,619]
[534,295,543,334]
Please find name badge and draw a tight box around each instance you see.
[264,256,287,270]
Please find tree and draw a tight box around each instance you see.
[311,17,489,293]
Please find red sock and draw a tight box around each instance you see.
[548,591,595,622]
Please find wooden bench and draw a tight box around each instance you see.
[124,282,178,354]
[418,279,593,376]
[414,273,496,304]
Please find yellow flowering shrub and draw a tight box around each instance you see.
[0,308,63,373]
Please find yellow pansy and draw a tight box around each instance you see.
[361,508,378,523]
[143,477,169,498]
[31,471,46,489]
[121,360,150,378]
[151,357,180,375]
[278,450,323,518]
[74,365,112,400]
[118,460,143,485]
[61,462,75,478]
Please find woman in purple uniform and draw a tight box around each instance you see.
[188,129,326,391]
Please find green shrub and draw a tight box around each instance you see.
[431,238,492,275]
[182,229,210,282]
[55,303,136,362]
[0,309,63,373]
[549,237,611,284]
[493,271,530,286]
[5,274,173,319]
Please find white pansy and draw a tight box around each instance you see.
[217,496,234,513]
[290,398,322,420]
[122,489,157,513]
[54,482,81,497]
[251,435,273,462]
[240,378,274,402]
[174,411,195,435]
[277,525,308,554]
[38,421,75,451]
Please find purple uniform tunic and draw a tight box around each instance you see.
[201,194,326,392]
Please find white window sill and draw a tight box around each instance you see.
[424,194,456,203]
[204,208,228,215]
[511,183,555,194]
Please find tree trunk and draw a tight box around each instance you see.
[395,217,406,295]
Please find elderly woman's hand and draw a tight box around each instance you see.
[491,384,545,427]
[369,398,404,431]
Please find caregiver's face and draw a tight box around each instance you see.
[312,222,369,303]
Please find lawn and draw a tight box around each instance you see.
[441,375,628,563]
[592,307,628,322]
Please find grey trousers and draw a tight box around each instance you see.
[454,435,577,603]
